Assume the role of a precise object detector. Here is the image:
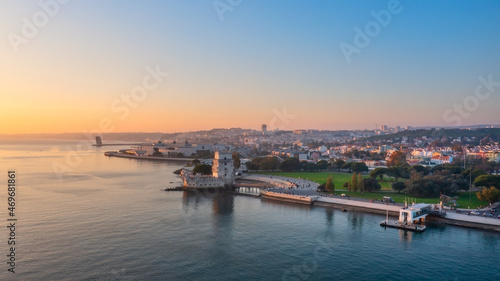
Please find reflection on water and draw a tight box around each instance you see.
[348,212,364,232]
[398,229,414,242]
[325,207,334,228]
[234,186,261,196]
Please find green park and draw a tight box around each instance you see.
[257,171,489,209]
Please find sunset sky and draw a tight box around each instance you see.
[1,0,500,134]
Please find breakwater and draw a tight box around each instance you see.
[105,152,194,162]
[260,190,315,205]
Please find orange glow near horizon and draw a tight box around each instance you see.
[2,1,499,135]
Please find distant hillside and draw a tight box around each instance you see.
[363,128,500,142]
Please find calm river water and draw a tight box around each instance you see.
[0,139,498,281]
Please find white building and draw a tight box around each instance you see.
[181,151,234,188]
[212,151,234,186]
[399,203,430,225]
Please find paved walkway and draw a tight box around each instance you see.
[240,174,319,190]
[241,174,500,228]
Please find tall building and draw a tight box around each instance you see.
[95,136,102,146]
[181,151,234,188]
[261,124,267,134]
[380,125,387,132]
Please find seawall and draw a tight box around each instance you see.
[314,197,401,216]
[260,191,500,231]
[260,191,314,205]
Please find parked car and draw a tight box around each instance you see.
[382,196,395,203]
[469,211,480,215]
[341,194,346,197]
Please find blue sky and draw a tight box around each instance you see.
[1,0,499,133]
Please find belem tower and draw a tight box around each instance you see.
[181,151,234,188]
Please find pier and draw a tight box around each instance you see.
[104,152,194,162]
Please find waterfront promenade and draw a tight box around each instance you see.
[241,174,500,231]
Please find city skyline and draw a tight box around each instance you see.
[2,0,500,134]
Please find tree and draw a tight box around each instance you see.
[476,187,500,204]
[333,159,345,171]
[386,165,410,182]
[341,162,352,172]
[192,159,201,165]
[152,147,163,157]
[351,173,358,193]
[280,157,300,172]
[232,152,241,169]
[404,178,441,198]
[351,162,368,173]
[480,137,492,146]
[443,165,463,175]
[411,165,429,176]
[246,162,259,170]
[404,171,467,198]
[392,182,406,193]
[363,178,382,192]
[304,162,319,172]
[387,151,407,167]
[248,156,280,170]
[369,168,386,182]
[462,168,487,182]
[347,181,352,192]
[193,164,212,175]
[475,164,494,175]
[325,174,335,193]
[473,175,500,188]
[451,143,463,152]
[357,173,364,192]
[316,160,329,170]
[261,157,280,170]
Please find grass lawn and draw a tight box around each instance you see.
[326,191,486,209]
[255,171,489,209]
[256,171,396,191]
